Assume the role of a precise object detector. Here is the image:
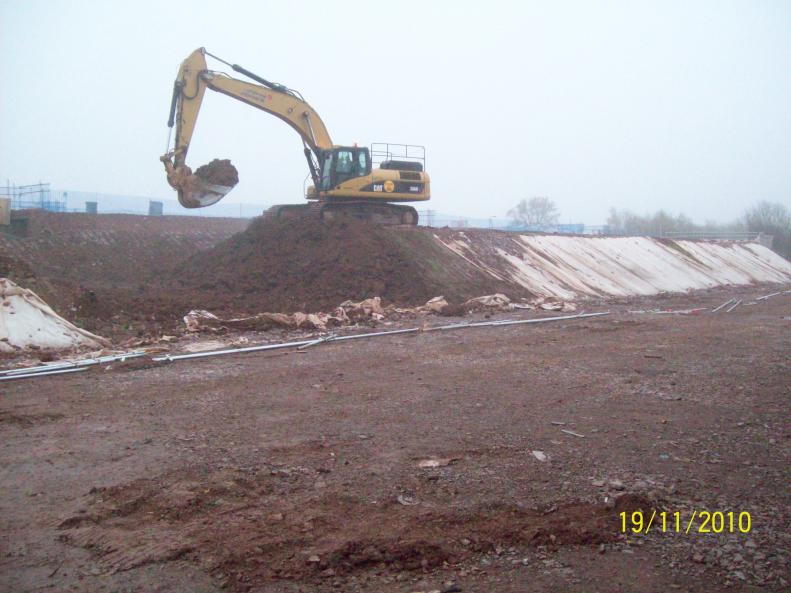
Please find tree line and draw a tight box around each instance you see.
[508,197,791,259]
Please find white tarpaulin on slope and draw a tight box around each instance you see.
[0,278,109,353]
[434,234,791,299]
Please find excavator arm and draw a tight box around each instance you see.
[161,48,333,207]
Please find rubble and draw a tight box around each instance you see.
[181,294,581,333]
[193,159,239,187]
[417,458,457,468]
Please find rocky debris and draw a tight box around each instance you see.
[439,293,576,316]
[181,293,581,333]
[183,297,386,332]
[417,458,458,468]
[463,293,514,312]
[194,159,239,187]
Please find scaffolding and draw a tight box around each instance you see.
[1,182,67,212]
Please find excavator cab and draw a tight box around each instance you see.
[318,147,371,190]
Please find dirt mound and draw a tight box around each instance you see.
[0,211,247,338]
[194,159,239,186]
[173,215,521,314]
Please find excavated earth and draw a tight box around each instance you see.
[0,210,248,338]
[194,159,239,187]
[0,212,523,340]
[172,216,522,314]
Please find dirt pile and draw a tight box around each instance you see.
[0,211,247,337]
[173,216,521,314]
[194,159,239,186]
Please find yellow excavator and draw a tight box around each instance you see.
[161,48,430,225]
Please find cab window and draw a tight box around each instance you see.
[320,153,333,190]
[356,151,369,176]
[335,150,354,174]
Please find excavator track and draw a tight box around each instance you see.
[264,201,419,226]
[263,204,315,220]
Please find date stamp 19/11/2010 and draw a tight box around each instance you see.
[620,510,751,535]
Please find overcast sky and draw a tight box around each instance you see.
[1,0,789,224]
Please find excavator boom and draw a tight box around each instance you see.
[162,48,332,207]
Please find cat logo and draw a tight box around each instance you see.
[383,180,395,193]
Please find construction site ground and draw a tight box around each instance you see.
[1,286,789,593]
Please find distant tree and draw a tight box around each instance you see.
[606,208,623,231]
[604,203,791,259]
[508,196,559,226]
[743,201,791,259]
[744,201,791,231]
[607,208,720,237]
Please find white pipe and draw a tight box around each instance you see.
[0,351,146,376]
[153,338,317,362]
[0,367,88,381]
[429,311,610,331]
[2,312,613,377]
[711,298,735,313]
[153,311,610,363]
[297,334,337,350]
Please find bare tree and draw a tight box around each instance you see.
[508,196,559,226]
[606,208,721,236]
[744,201,791,231]
[743,201,791,259]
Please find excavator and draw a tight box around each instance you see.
[161,48,430,225]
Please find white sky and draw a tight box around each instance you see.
[1,0,789,224]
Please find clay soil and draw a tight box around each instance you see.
[0,211,248,338]
[194,159,239,187]
[1,287,789,593]
[173,216,521,314]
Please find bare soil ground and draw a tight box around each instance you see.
[1,286,789,593]
[0,211,248,338]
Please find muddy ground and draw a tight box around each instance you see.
[1,286,789,592]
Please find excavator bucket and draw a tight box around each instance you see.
[162,157,239,208]
[176,177,235,208]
